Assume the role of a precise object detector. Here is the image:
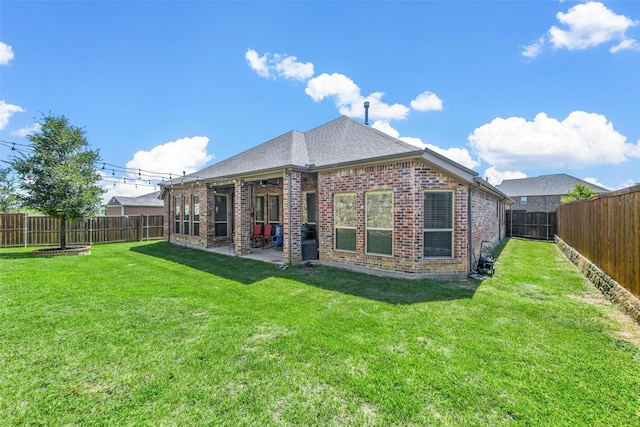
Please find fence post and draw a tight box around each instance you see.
[89,217,93,246]
[145,215,149,241]
[24,213,28,247]
[139,215,144,241]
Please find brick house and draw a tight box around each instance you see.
[105,191,164,216]
[160,116,511,278]
[496,174,609,212]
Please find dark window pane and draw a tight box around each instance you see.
[367,229,392,255]
[269,195,279,222]
[193,223,200,237]
[255,196,264,221]
[424,192,452,229]
[215,195,227,221]
[215,223,228,237]
[183,222,190,235]
[306,192,316,223]
[175,221,180,234]
[424,231,452,257]
[335,228,356,251]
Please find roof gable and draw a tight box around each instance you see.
[496,174,609,197]
[107,191,164,207]
[182,116,422,181]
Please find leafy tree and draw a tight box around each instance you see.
[561,184,596,203]
[0,165,22,212]
[12,113,104,249]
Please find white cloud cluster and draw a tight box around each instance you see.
[482,166,527,186]
[245,48,442,123]
[101,136,215,202]
[0,100,24,130]
[469,111,640,177]
[306,73,411,121]
[0,42,14,65]
[245,49,314,81]
[126,136,213,178]
[410,91,444,112]
[523,1,639,58]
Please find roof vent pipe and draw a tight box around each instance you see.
[364,101,370,126]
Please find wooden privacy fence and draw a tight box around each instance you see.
[506,210,557,241]
[557,185,640,298]
[0,214,164,247]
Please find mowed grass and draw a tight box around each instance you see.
[1,239,639,426]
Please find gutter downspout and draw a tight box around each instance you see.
[286,168,292,265]
[167,191,171,243]
[468,184,474,273]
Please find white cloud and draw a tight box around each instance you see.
[523,1,639,58]
[0,42,14,65]
[522,37,546,59]
[11,123,41,138]
[126,136,214,180]
[468,111,640,171]
[245,49,270,78]
[367,120,480,170]
[483,167,527,186]
[410,91,443,111]
[274,55,314,81]
[371,120,400,138]
[305,73,410,121]
[425,144,480,170]
[99,136,214,203]
[245,49,314,81]
[0,100,24,130]
[582,176,612,190]
[615,178,638,190]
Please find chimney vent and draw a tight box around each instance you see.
[364,101,370,126]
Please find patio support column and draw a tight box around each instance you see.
[283,170,302,265]
[234,179,251,257]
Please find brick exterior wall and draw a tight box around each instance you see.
[509,195,561,212]
[317,161,472,277]
[162,162,506,278]
[470,189,505,266]
[283,171,302,265]
[234,180,251,256]
[162,185,210,247]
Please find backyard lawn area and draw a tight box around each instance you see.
[1,238,639,425]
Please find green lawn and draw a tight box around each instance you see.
[1,239,639,426]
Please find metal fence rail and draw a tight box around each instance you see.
[0,214,164,247]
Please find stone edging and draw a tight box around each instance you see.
[31,246,92,256]
[555,236,640,323]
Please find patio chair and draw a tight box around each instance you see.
[261,224,273,248]
[250,223,263,247]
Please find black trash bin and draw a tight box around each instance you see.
[302,239,318,261]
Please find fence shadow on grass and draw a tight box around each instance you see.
[130,242,479,305]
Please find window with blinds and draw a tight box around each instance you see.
[423,191,453,257]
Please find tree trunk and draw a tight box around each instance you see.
[60,216,66,250]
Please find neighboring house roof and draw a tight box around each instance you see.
[161,116,510,201]
[496,174,609,197]
[107,191,164,207]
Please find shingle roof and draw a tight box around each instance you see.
[161,115,510,201]
[496,174,609,197]
[175,116,423,182]
[107,191,164,207]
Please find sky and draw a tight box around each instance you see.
[1,0,639,203]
